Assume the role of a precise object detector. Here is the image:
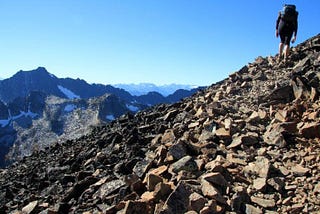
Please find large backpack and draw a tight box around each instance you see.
[281,4,298,22]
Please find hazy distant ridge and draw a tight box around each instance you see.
[114,83,199,96]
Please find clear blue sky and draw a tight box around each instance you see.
[0,1,319,86]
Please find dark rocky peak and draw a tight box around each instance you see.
[0,67,62,103]
[0,100,8,119]
[11,67,57,87]
[26,91,48,112]
[134,91,166,106]
[167,87,202,103]
[88,94,131,121]
[7,91,47,117]
[0,34,319,213]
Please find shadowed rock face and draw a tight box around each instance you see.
[0,92,134,168]
[0,34,320,213]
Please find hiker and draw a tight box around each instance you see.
[276,4,298,62]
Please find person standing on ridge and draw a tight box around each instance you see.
[276,4,298,63]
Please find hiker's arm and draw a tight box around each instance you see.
[275,12,281,37]
[292,13,298,43]
[294,13,298,37]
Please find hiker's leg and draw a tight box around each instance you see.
[279,42,284,56]
[283,31,293,61]
[278,42,284,62]
[278,33,286,60]
[284,44,290,60]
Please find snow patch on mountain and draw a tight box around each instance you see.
[106,114,115,121]
[0,119,9,127]
[0,110,38,127]
[126,104,139,112]
[49,73,56,79]
[57,85,80,99]
[64,104,77,112]
[12,110,38,120]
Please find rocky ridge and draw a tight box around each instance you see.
[0,34,319,213]
[0,92,135,168]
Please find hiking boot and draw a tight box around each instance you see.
[277,55,283,63]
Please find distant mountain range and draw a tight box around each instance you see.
[0,67,201,105]
[0,67,204,167]
[114,83,199,96]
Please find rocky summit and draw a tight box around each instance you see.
[0,34,320,214]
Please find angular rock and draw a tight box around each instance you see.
[199,130,216,142]
[122,201,150,214]
[299,122,320,138]
[147,165,168,177]
[252,177,267,191]
[267,177,285,192]
[274,110,288,122]
[93,179,126,200]
[140,191,155,202]
[161,130,176,145]
[263,122,297,147]
[243,156,271,178]
[22,200,38,214]
[160,181,192,214]
[250,196,276,208]
[167,141,187,160]
[228,132,259,149]
[227,153,247,166]
[133,159,152,178]
[227,136,243,149]
[214,127,231,139]
[188,192,207,212]
[245,204,263,214]
[169,156,198,174]
[185,211,198,214]
[291,76,311,100]
[201,179,227,205]
[263,85,294,105]
[291,164,310,176]
[147,173,163,191]
[293,55,311,71]
[153,182,172,202]
[201,172,228,193]
[230,188,250,212]
[199,200,219,214]
[163,109,179,122]
[62,176,98,202]
[314,183,320,194]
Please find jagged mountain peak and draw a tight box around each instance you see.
[14,67,55,79]
[0,67,62,103]
[0,34,319,213]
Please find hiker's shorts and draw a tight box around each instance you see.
[279,23,294,45]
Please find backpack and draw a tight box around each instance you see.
[281,4,298,22]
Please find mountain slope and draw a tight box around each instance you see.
[0,34,319,213]
[0,92,133,167]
